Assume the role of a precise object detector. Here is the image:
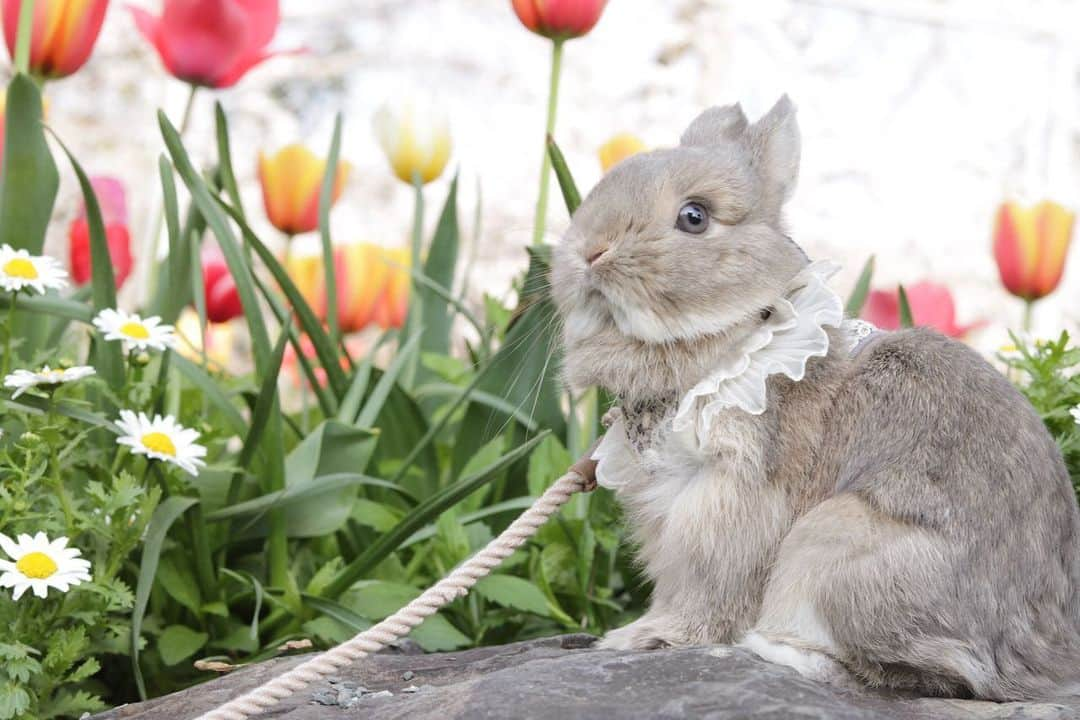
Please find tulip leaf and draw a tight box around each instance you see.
[548,136,581,215]
[319,113,344,343]
[214,102,245,220]
[452,247,565,473]
[355,331,421,428]
[0,74,58,254]
[215,198,349,401]
[170,354,246,437]
[420,173,460,358]
[49,130,124,391]
[897,284,915,328]
[845,255,875,317]
[322,430,552,599]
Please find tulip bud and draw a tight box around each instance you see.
[992,200,1074,302]
[200,244,244,324]
[130,0,284,88]
[2,0,109,79]
[373,100,452,186]
[862,282,982,339]
[598,133,647,172]
[68,176,134,289]
[258,144,349,235]
[511,0,608,40]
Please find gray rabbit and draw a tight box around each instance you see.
[551,96,1080,700]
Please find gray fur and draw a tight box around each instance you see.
[552,98,1080,700]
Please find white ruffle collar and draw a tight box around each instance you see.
[592,260,846,490]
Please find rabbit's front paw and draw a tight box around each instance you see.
[599,616,681,651]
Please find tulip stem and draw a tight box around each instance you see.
[1022,300,1034,333]
[403,173,425,388]
[13,0,34,75]
[531,38,565,246]
[179,84,198,136]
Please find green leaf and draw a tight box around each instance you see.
[131,496,198,699]
[319,113,344,342]
[420,174,460,356]
[157,625,208,666]
[355,331,422,429]
[324,430,551,599]
[170,354,247,437]
[40,689,105,720]
[547,135,581,215]
[0,74,57,254]
[339,581,470,652]
[400,496,535,549]
[897,284,914,328]
[845,255,875,317]
[527,434,573,496]
[474,575,551,616]
[415,382,539,432]
[0,682,30,720]
[207,472,409,523]
[49,130,124,390]
[350,498,403,532]
[214,101,245,220]
[155,556,202,615]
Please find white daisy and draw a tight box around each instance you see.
[115,410,206,476]
[0,532,92,600]
[1071,406,1080,426]
[0,244,68,294]
[92,308,177,352]
[4,365,95,398]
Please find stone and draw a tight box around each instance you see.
[92,635,1080,719]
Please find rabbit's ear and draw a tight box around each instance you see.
[680,103,748,147]
[748,95,800,202]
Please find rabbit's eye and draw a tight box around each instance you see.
[676,202,709,234]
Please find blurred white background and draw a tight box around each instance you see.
[39,0,1080,354]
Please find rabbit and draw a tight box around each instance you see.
[550,95,1080,700]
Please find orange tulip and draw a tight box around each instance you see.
[258,144,349,235]
[598,133,646,172]
[285,243,410,334]
[993,200,1074,301]
[2,0,108,79]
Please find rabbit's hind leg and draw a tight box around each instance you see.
[740,493,984,697]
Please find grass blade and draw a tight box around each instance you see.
[420,173,459,356]
[898,284,914,328]
[214,101,245,221]
[206,472,415,522]
[319,113,343,343]
[131,496,198,699]
[170,354,246,437]
[355,331,421,429]
[845,255,875,317]
[547,135,581,215]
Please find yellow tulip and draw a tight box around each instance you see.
[598,133,647,172]
[258,144,349,235]
[373,100,452,185]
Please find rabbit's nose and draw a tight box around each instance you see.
[586,244,610,265]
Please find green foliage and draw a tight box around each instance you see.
[999,332,1080,490]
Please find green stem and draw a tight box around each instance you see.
[531,39,565,246]
[2,296,15,376]
[179,84,198,136]
[402,174,424,387]
[13,0,34,75]
[1022,300,1034,334]
[186,504,218,604]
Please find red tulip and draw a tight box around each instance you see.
[511,0,608,40]
[129,0,282,88]
[2,0,109,79]
[862,282,982,339]
[68,176,133,288]
[200,244,242,323]
[992,200,1074,302]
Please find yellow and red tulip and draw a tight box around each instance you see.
[285,243,410,334]
[511,0,608,40]
[68,176,133,289]
[258,144,349,236]
[130,0,283,88]
[992,200,1074,302]
[598,133,646,172]
[2,0,109,79]
[373,100,451,186]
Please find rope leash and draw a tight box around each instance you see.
[196,456,596,720]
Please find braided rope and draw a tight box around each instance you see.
[196,469,588,720]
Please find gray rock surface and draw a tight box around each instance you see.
[94,635,1080,719]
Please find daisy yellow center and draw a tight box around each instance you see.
[142,432,176,456]
[15,551,57,579]
[120,322,150,339]
[2,258,38,280]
